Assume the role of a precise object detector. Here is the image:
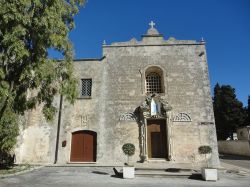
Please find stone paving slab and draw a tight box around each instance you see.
[0,166,250,187]
[220,161,250,174]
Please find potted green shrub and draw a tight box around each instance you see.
[122,143,135,179]
[199,145,217,181]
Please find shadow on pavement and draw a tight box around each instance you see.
[188,173,203,181]
[92,171,109,175]
[165,168,192,172]
[111,168,123,179]
[220,154,250,161]
[110,174,124,179]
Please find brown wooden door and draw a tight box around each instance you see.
[70,131,96,162]
[147,120,167,158]
[151,132,161,158]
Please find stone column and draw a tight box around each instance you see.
[167,111,173,161]
[144,118,148,161]
[139,120,146,161]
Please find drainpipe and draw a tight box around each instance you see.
[54,94,63,164]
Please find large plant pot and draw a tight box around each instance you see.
[123,166,135,179]
[201,168,218,181]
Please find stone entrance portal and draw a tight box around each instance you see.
[137,93,172,161]
[70,131,97,162]
[147,119,167,159]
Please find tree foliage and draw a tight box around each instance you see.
[122,143,135,157]
[0,0,85,153]
[122,143,135,165]
[213,83,246,140]
[246,95,250,125]
[198,146,212,155]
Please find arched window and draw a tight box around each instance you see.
[145,66,164,94]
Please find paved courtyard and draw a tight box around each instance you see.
[220,154,250,170]
[1,166,250,187]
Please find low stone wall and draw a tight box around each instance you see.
[218,140,250,157]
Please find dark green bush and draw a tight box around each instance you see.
[198,146,212,154]
[0,151,15,168]
[122,143,135,156]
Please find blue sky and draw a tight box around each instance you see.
[61,0,250,105]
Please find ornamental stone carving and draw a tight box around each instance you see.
[173,113,192,122]
[119,112,136,121]
[140,93,172,118]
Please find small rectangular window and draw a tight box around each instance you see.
[81,79,92,97]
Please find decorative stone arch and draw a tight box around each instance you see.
[173,113,192,122]
[69,129,97,162]
[119,112,137,121]
[143,64,167,75]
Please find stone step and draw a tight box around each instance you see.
[134,162,200,170]
[135,168,197,178]
[135,172,193,178]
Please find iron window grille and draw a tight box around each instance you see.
[81,79,92,97]
[146,72,162,93]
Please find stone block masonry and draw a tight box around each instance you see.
[15,22,220,168]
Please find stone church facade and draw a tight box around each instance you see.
[15,23,220,167]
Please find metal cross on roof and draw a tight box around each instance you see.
[149,21,155,29]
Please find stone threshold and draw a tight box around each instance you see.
[67,162,97,164]
[147,158,168,162]
[47,163,124,167]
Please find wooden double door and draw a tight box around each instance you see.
[70,131,97,162]
[147,119,167,159]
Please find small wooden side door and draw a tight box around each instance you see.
[70,131,96,162]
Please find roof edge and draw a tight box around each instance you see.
[57,56,106,62]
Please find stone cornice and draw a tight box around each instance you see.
[73,56,106,62]
[103,43,205,48]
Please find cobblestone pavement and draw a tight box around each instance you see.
[1,166,250,187]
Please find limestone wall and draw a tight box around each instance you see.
[14,28,219,167]
[101,36,219,165]
[15,103,59,164]
[57,60,105,164]
[218,140,250,157]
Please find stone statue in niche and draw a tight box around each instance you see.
[150,98,157,116]
[140,93,172,118]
